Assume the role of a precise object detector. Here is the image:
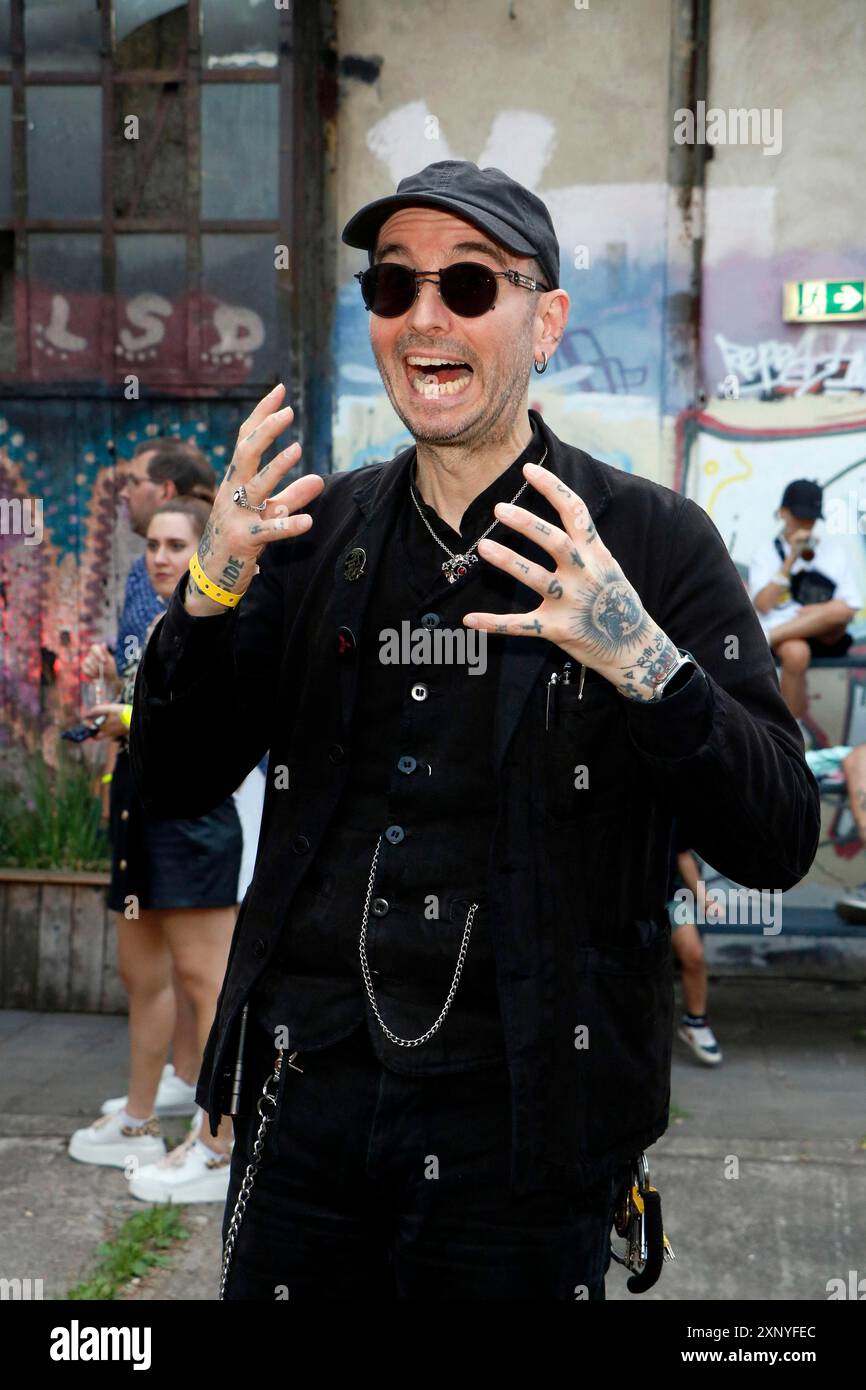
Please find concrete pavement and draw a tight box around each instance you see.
[1,964,864,1302]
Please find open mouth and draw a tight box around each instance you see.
[404,354,474,398]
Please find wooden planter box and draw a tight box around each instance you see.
[0,869,127,1014]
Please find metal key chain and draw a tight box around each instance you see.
[219,1044,303,1300]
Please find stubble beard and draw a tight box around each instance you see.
[372,335,535,451]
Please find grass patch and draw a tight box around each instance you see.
[67,1205,191,1300]
[669,1103,690,1122]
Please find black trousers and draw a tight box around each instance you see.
[221,1020,632,1300]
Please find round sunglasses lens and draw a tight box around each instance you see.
[364,264,416,317]
[441,264,497,316]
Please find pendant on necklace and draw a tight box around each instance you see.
[442,553,479,584]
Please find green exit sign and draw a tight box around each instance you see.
[783,279,866,323]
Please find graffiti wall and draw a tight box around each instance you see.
[333,101,671,481]
[0,401,246,766]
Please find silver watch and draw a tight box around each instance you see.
[646,648,697,703]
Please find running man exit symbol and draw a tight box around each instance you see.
[783,279,866,323]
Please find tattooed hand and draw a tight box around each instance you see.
[185,384,324,616]
[462,461,680,701]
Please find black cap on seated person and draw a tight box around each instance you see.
[780,479,823,520]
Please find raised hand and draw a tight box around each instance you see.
[462,461,680,701]
[187,384,325,615]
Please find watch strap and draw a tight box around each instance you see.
[650,648,697,702]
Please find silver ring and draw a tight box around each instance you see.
[232,485,267,513]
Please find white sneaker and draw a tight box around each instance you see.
[128,1135,231,1204]
[101,1064,198,1117]
[834,883,866,924]
[68,1111,166,1168]
[677,1020,723,1066]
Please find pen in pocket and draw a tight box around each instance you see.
[545,661,587,730]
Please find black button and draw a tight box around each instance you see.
[372,897,389,916]
[397,755,416,774]
[385,825,405,844]
[337,626,356,656]
[328,744,345,763]
[253,938,267,959]
[292,834,310,854]
[410,682,428,702]
[420,612,441,628]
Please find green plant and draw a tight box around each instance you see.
[67,1205,190,1300]
[0,745,110,871]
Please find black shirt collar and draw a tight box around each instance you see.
[409,414,546,547]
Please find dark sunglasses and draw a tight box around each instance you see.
[354,260,551,319]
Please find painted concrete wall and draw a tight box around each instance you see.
[335,0,866,476]
[703,0,866,396]
[334,0,674,480]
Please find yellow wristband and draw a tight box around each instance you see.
[101,772,113,784]
[120,704,132,729]
[189,552,245,608]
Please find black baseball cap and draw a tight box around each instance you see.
[780,479,823,520]
[341,160,561,291]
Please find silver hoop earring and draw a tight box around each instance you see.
[534,352,548,375]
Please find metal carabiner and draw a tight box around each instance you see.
[610,1151,675,1293]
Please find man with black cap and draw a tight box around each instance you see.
[130,160,819,1300]
[749,478,862,720]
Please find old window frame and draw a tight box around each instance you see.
[0,0,294,395]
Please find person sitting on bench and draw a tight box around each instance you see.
[748,479,862,721]
[802,744,866,925]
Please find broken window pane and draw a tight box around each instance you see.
[114,1,188,71]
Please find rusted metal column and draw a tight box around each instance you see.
[288,0,337,476]
[661,0,711,420]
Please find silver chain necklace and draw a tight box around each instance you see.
[359,834,478,1047]
[409,443,549,584]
